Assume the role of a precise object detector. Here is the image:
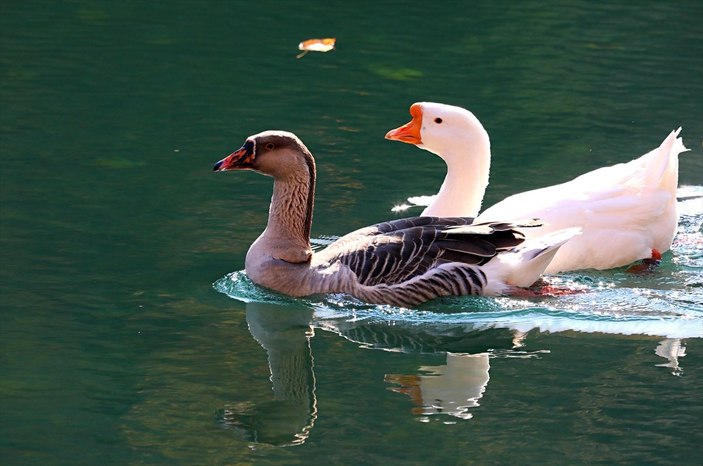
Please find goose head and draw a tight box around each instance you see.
[385,102,490,163]
[213,130,315,182]
[213,130,317,266]
[384,102,492,218]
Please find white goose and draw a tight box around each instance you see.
[385,102,688,273]
[213,130,579,307]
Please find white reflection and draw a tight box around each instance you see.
[655,338,686,376]
[317,317,512,421]
[512,329,528,348]
[386,352,490,421]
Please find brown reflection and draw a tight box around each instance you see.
[220,302,317,447]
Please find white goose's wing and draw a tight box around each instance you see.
[476,128,687,272]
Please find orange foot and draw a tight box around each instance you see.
[532,284,588,296]
[512,279,588,298]
[626,249,662,273]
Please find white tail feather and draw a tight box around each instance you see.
[643,127,687,190]
[482,227,582,294]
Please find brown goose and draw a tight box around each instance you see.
[213,131,579,308]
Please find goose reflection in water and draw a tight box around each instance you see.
[386,352,490,421]
[383,337,688,420]
[316,318,527,422]
[655,338,687,376]
[317,315,693,420]
[224,299,516,443]
[219,298,691,444]
[219,301,317,447]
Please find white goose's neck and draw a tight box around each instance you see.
[421,135,491,218]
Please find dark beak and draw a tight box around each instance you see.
[213,140,255,171]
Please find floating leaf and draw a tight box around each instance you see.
[296,38,336,58]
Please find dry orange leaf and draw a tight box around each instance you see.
[296,38,336,58]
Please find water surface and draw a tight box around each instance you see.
[2,1,702,465]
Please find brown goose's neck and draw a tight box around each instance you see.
[263,157,316,263]
[268,178,313,240]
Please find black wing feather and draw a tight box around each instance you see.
[317,216,527,287]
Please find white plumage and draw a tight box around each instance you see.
[386,102,688,273]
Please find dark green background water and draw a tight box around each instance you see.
[2,1,702,464]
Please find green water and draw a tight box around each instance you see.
[2,1,702,465]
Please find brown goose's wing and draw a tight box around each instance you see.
[317,216,529,287]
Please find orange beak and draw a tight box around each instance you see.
[385,103,423,144]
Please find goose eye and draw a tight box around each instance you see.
[434,117,443,124]
[264,142,275,150]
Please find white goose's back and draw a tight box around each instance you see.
[476,128,687,273]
